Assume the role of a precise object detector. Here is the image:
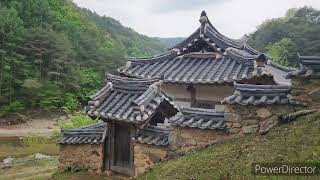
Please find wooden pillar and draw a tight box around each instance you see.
[188,85,196,107]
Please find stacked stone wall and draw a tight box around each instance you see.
[225,104,294,135]
[169,126,231,154]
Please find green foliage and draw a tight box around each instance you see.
[76,68,102,102]
[58,113,98,129]
[266,38,297,66]
[21,134,51,147]
[0,100,25,113]
[248,6,320,66]
[0,0,165,113]
[62,93,79,113]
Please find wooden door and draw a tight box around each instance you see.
[109,122,134,176]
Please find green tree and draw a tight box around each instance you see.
[0,7,26,106]
[249,6,320,66]
[266,38,297,66]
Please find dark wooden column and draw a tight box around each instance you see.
[187,85,196,107]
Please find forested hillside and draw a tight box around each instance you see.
[0,0,166,114]
[248,7,320,66]
[155,37,185,49]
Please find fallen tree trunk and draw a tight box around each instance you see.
[279,109,320,124]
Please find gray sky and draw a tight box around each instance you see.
[73,0,320,38]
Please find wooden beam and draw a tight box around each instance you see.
[187,85,197,107]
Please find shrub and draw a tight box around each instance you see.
[58,113,98,129]
[22,135,51,146]
[62,93,79,113]
[0,101,25,113]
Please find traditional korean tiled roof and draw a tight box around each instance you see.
[119,48,272,84]
[84,74,175,124]
[58,123,107,145]
[222,82,292,105]
[286,54,320,78]
[118,11,293,85]
[169,107,225,130]
[266,60,296,85]
[136,125,169,146]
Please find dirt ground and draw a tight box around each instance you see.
[0,112,62,137]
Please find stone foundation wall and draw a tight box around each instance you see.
[134,143,167,176]
[225,104,294,134]
[169,126,231,154]
[58,144,104,173]
[291,78,320,109]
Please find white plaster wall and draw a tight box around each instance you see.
[162,83,233,110]
[162,84,189,99]
[174,101,190,108]
[196,85,234,102]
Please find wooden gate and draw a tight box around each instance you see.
[104,122,134,176]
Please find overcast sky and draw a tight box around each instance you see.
[73,0,320,38]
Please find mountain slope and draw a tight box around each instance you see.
[155,37,185,49]
[0,0,167,114]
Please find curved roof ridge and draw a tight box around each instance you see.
[205,24,243,49]
[168,28,201,50]
[180,106,224,116]
[233,82,291,91]
[106,73,159,84]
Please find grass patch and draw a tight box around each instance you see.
[0,157,58,180]
[139,113,320,180]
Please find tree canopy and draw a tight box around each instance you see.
[248,6,320,66]
[0,0,166,113]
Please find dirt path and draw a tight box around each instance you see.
[0,118,59,137]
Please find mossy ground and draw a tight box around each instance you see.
[139,113,320,180]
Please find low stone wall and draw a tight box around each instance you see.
[58,144,104,173]
[134,143,167,176]
[225,104,294,134]
[169,126,230,154]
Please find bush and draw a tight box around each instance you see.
[22,135,51,146]
[58,113,98,129]
[0,101,25,113]
[62,93,79,113]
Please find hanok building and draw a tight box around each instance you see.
[118,11,292,110]
[58,11,297,177]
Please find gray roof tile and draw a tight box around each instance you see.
[169,107,225,130]
[58,123,107,145]
[286,54,320,78]
[85,74,175,124]
[137,125,169,146]
[222,82,292,105]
